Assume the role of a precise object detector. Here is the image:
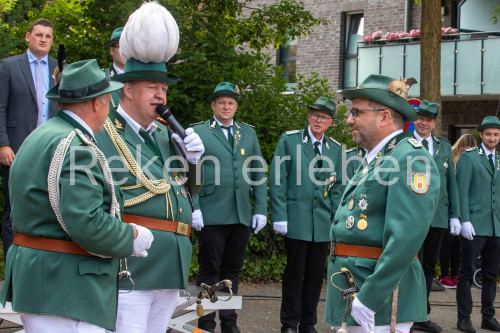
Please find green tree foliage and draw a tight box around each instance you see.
[1,0,352,282]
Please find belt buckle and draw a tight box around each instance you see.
[176,222,189,236]
[330,242,336,262]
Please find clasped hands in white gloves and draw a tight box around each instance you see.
[461,221,476,240]
[273,221,287,235]
[192,209,204,231]
[130,223,154,257]
[172,127,205,164]
[449,217,461,235]
[252,214,267,234]
[351,297,375,333]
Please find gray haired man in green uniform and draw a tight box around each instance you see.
[324,75,440,332]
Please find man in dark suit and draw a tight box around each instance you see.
[0,18,58,258]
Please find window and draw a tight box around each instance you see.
[343,13,364,89]
[279,38,297,91]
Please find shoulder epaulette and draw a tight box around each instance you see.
[238,121,255,128]
[344,147,356,153]
[408,137,423,148]
[190,121,204,127]
[286,130,300,135]
[464,147,477,152]
[155,117,168,127]
[437,136,450,144]
[329,137,341,146]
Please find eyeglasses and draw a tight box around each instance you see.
[310,113,334,123]
[349,108,386,119]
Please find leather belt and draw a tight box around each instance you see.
[13,233,95,256]
[330,242,418,260]
[123,214,191,237]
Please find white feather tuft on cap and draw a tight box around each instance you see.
[120,1,179,63]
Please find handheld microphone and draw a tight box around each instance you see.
[155,104,186,139]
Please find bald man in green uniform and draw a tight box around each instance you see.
[324,74,440,333]
[411,100,461,333]
[455,116,500,333]
[0,59,153,332]
[191,82,268,333]
[270,97,343,333]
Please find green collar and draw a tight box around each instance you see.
[56,111,94,142]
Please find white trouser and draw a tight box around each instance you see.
[333,322,412,333]
[107,289,179,333]
[20,313,105,333]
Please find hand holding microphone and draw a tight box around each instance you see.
[155,105,205,163]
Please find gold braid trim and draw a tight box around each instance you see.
[103,119,172,216]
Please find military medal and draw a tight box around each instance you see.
[348,194,355,210]
[358,194,368,211]
[180,187,188,199]
[241,148,245,155]
[174,175,182,185]
[346,216,355,229]
[357,214,368,230]
[444,161,448,169]
[324,191,328,198]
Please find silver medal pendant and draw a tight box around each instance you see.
[346,216,355,229]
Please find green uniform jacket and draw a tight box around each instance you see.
[344,146,364,183]
[95,110,200,290]
[104,66,120,110]
[413,134,460,228]
[191,118,267,226]
[456,146,500,237]
[270,129,343,242]
[324,132,440,327]
[0,112,134,330]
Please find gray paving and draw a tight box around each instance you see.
[178,283,500,333]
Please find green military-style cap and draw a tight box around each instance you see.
[207,82,240,102]
[307,97,337,118]
[111,58,180,85]
[342,74,418,122]
[477,116,500,131]
[104,27,123,49]
[46,59,124,103]
[416,100,439,119]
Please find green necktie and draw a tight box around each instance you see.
[221,125,234,148]
[139,130,161,158]
[489,153,495,172]
[314,141,322,168]
[422,138,429,151]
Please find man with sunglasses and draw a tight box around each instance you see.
[270,97,343,333]
[324,75,440,333]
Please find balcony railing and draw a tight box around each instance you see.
[356,32,500,97]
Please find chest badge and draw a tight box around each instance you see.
[358,194,368,211]
[357,214,368,230]
[444,161,448,169]
[180,187,188,199]
[346,216,355,229]
[240,148,245,155]
[348,194,355,210]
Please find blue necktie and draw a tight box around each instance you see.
[35,59,46,127]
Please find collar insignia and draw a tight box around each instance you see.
[408,138,423,148]
[114,118,124,130]
[210,120,216,130]
[478,147,484,156]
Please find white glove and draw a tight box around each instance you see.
[450,217,461,236]
[351,297,375,333]
[172,127,205,164]
[252,214,267,234]
[273,221,287,235]
[130,223,154,257]
[192,209,204,231]
[461,221,475,240]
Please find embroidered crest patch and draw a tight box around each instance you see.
[411,172,429,194]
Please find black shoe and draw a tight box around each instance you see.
[457,319,476,333]
[298,328,318,333]
[221,326,241,333]
[281,328,298,333]
[482,318,500,331]
[412,320,442,332]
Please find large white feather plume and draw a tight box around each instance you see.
[120,1,179,63]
